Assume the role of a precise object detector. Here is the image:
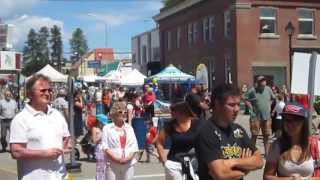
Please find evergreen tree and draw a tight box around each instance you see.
[50,25,63,71]
[162,0,184,8]
[21,29,46,76]
[38,26,50,64]
[69,28,88,62]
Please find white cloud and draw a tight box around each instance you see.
[84,13,140,28]
[7,15,65,51]
[0,0,41,18]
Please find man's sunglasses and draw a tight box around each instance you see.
[39,88,53,93]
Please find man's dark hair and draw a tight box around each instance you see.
[211,83,240,106]
[26,74,51,98]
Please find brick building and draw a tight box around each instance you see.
[153,0,320,89]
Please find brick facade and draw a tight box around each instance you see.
[154,0,320,89]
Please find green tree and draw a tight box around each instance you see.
[162,0,186,8]
[21,29,46,76]
[69,28,88,62]
[38,26,50,64]
[50,25,63,71]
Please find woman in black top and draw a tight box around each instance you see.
[156,101,203,180]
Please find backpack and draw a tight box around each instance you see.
[309,135,320,177]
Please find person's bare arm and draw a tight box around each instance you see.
[10,143,63,160]
[74,98,83,109]
[91,127,101,144]
[155,129,167,165]
[264,161,292,180]
[208,159,245,180]
[233,150,264,171]
[105,149,121,163]
[199,101,209,110]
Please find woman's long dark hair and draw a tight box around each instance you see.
[170,101,196,119]
[280,116,310,162]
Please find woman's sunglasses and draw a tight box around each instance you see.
[117,110,127,115]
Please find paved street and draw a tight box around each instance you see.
[0,112,265,180]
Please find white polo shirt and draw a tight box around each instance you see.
[102,122,138,166]
[10,104,70,180]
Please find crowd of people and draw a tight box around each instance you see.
[0,73,320,180]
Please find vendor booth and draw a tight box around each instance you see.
[120,69,146,86]
[30,64,68,83]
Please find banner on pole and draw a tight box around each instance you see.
[291,52,320,96]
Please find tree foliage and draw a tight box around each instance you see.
[162,0,185,8]
[69,28,88,62]
[21,28,47,76]
[50,25,63,71]
[38,26,50,64]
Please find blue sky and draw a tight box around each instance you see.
[1,0,162,57]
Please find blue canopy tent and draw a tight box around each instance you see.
[148,64,195,83]
[147,64,196,102]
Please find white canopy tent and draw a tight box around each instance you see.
[78,75,105,83]
[102,70,121,84]
[121,69,146,86]
[29,64,68,82]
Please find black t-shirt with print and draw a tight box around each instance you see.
[195,117,257,180]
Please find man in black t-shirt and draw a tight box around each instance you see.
[196,84,263,180]
[185,84,209,119]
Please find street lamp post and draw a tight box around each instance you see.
[285,21,295,89]
[88,13,108,47]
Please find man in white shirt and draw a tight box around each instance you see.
[0,90,18,152]
[9,74,72,180]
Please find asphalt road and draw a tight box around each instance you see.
[0,113,265,180]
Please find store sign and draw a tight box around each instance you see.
[0,51,18,70]
[87,60,101,68]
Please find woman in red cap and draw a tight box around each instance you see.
[264,102,316,179]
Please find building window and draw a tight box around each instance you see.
[193,21,198,43]
[203,18,208,42]
[224,54,232,84]
[209,16,215,42]
[224,10,231,38]
[167,31,171,51]
[177,27,181,48]
[132,53,136,64]
[142,45,147,64]
[152,47,160,60]
[260,7,277,34]
[188,23,193,45]
[298,9,314,35]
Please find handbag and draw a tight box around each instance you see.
[309,135,320,176]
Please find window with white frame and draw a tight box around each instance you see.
[260,7,277,34]
[203,17,209,42]
[193,21,198,43]
[224,10,231,38]
[209,16,215,42]
[177,27,181,48]
[167,31,171,51]
[298,9,314,35]
[188,23,193,45]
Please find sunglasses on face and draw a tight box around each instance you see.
[39,88,53,93]
[117,110,128,115]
